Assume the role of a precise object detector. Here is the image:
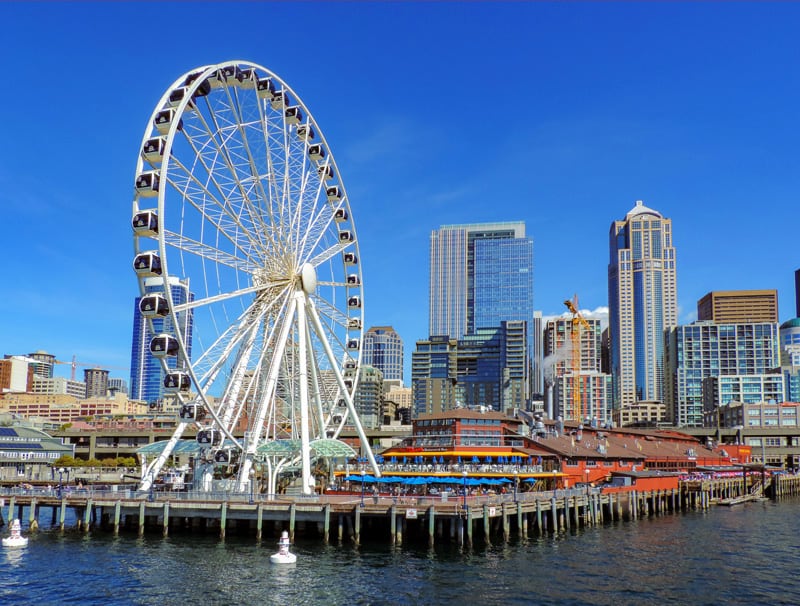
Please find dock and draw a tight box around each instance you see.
[3,474,799,546]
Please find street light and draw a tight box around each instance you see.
[513,470,519,503]
[57,467,65,498]
[462,470,468,509]
[249,468,255,505]
[360,471,365,507]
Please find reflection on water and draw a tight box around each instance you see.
[1,500,799,605]
[3,545,25,567]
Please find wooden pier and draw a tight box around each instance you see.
[3,474,800,546]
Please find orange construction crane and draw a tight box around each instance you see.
[54,355,128,381]
[564,295,590,423]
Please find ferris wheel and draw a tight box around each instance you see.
[131,60,378,494]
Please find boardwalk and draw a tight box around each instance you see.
[4,474,800,546]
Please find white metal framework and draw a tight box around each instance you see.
[132,60,379,494]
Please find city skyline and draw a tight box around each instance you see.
[2,3,799,382]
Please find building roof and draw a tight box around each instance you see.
[416,408,516,422]
[625,199,663,219]
[531,427,722,462]
[781,318,800,329]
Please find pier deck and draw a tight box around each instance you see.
[3,474,800,546]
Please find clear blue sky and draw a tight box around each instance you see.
[2,2,799,382]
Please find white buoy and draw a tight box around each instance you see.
[2,519,28,548]
[270,530,296,564]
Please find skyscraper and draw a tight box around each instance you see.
[129,277,193,405]
[608,201,678,407]
[362,326,404,384]
[429,222,533,340]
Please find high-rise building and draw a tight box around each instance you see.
[362,326,404,384]
[608,201,678,407]
[84,368,109,399]
[697,290,778,324]
[27,351,56,379]
[129,277,194,405]
[795,269,800,318]
[353,365,384,430]
[531,311,544,397]
[543,317,612,423]
[780,318,800,402]
[429,222,533,341]
[428,221,533,407]
[412,322,528,416]
[665,321,781,426]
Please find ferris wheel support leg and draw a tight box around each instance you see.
[296,293,314,495]
[306,300,380,477]
[302,318,327,436]
[138,422,188,492]
[236,296,297,492]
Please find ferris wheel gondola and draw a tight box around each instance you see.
[131,60,378,494]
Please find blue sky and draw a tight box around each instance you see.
[2,2,799,382]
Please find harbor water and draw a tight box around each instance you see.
[2,499,799,605]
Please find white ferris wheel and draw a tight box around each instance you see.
[131,60,379,495]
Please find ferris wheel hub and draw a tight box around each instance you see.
[300,262,317,295]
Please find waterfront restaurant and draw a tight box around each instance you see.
[335,408,750,494]
[336,408,567,493]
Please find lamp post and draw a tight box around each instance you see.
[585,468,591,498]
[513,470,519,503]
[57,467,65,498]
[462,470,468,509]
[360,471,365,507]
[249,468,255,504]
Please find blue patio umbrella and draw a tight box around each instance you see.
[472,456,479,463]
[497,478,513,484]
[485,456,492,463]
[344,475,376,482]
[457,456,462,464]
[403,456,407,464]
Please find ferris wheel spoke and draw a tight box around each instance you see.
[297,197,341,261]
[304,240,352,271]
[173,282,272,314]
[161,229,259,274]
[189,91,274,252]
[217,83,278,245]
[167,143,273,260]
[192,288,291,387]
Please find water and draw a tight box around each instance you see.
[2,500,800,605]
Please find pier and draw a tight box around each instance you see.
[4,473,800,546]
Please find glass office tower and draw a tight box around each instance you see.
[129,277,194,405]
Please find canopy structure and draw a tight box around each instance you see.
[137,439,237,457]
[257,438,356,459]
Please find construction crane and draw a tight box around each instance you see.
[564,295,591,423]
[54,355,128,381]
